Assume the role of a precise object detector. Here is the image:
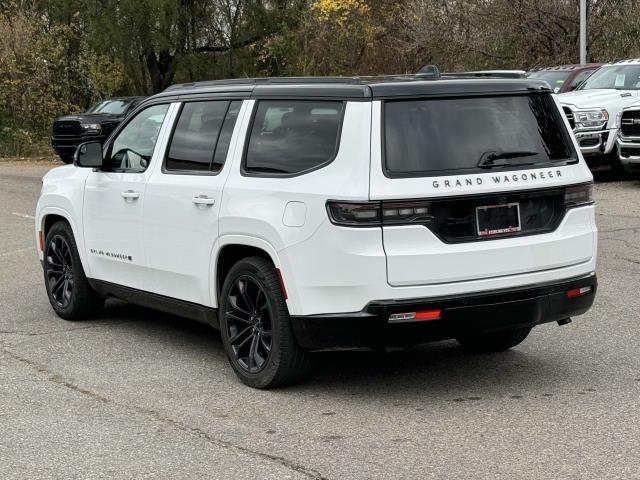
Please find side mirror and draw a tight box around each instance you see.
[74,141,103,168]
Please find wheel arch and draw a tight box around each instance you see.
[38,207,90,276]
[212,236,286,309]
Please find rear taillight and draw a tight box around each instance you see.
[327,201,433,227]
[380,201,433,225]
[326,202,381,227]
[564,183,594,208]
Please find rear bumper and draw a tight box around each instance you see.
[291,273,597,351]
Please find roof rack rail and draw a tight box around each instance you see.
[442,70,527,79]
[164,76,365,92]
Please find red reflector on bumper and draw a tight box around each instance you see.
[276,268,288,300]
[566,286,592,298]
[415,309,442,320]
[389,309,441,323]
[38,230,43,251]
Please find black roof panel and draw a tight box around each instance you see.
[158,75,552,101]
[369,78,550,98]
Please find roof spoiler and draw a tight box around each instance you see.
[416,65,441,79]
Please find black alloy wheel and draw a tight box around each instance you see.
[225,275,273,373]
[219,256,310,388]
[43,221,103,320]
[46,235,74,308]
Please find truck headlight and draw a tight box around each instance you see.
[575,109,608,129]
[81,123,102,133]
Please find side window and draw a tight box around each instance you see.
[244,100,344,175]
[166,101,226,172]
[569,70,594,91]
[109,104,169,172]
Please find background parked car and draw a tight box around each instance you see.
[51,96,146,163]
[527,64,602,93]
[558,59,640,172]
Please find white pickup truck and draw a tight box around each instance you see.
[616,101,640,176]
[559,59,640,171]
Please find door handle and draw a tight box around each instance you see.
[121,190,140,200]
[192,195,216,206]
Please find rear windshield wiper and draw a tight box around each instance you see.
[477,150,541,169]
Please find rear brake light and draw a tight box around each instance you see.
[327,201,433,227]
[388,309,441,323]
[566,286,592,298]
[326,202,381,227]
[565,183,594,208]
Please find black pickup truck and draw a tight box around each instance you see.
[51,97,145,163]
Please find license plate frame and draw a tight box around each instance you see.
[476,202,522,237]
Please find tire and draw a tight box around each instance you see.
[456,327,532,353]
[43,221,104,320]
[219,256,310,388]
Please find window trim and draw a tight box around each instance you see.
[103,102,172,174]
[161,100,237,176]
[241,99,346,178]
[380,92,579,179]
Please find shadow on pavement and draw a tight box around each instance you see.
[101,298,573,400]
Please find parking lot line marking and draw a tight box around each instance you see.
[0,247,34,257]
[11,212,35,220]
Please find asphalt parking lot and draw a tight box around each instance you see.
[1,161,640,480]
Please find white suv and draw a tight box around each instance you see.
[559,59,640,170]
[36,74,598,388]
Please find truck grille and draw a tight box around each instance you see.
[562,107,575,130]
[429,187,566,243]
[52,120,82,136]
[620,110,640,137]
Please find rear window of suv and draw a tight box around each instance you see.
[383,94,576,177]
[244,100,344,176]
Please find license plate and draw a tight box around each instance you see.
[476,202,521,237]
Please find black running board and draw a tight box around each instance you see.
[88,279,219,328]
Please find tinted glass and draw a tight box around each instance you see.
[109,104,169,172]
[166,101,228,172]
[245,101,344,175]
[212,101,242,171]
[579,65,640,90]
[569,69,595,90]
[384,94,575,176]
[528,71,571,90]
[88,100,130,115]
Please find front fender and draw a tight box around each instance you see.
[36,165,90,274]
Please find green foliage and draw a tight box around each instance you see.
[3,0,640,158]
[0,2,128,156]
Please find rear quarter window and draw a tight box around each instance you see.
[244,100,344,176]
